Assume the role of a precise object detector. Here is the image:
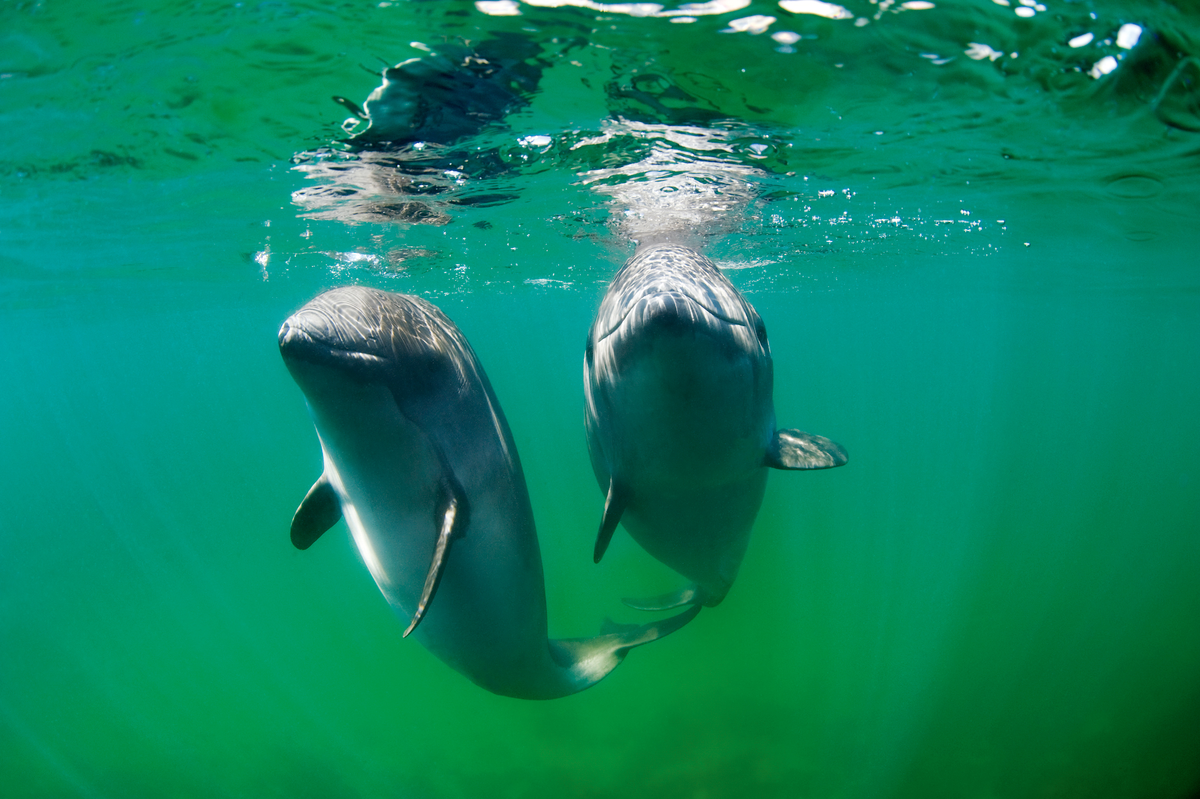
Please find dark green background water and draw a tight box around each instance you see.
[2,0,1199,797]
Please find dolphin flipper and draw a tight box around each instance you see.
[291,474,343,550]
[550,604,701,690]
[621,583,706,611]
[766,429,849,470]
[593,479,627,564]
[404,478,469,638]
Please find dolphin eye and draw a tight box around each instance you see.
[754,318,768,348]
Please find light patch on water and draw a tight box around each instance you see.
[518,135,554,149]
[479,1,762,22]
[721,15,775,34]
[866,0,930,20]
[965,42,1004,61]
[524,278,575,288]
[254,248,270,280]
[777,0,854,20]
[666,0,751,15]
[716,258,773,270]
[1116,23,1142,50]
[475,0,522,14]
[1068,32,1094,48]
[522,0,664,17]
[933,216,984,233]
[1080,26,1142,81]
[1089,55,1119,79]
[324,251,382,267]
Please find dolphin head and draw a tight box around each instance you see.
[279,286,472,394]
[586,244,771,388]
[278,286,491,515]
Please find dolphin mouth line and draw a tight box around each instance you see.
[279,323,389,369]
[595,291,750,343]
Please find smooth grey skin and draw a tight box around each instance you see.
[280,286,698,699]
[584,244,848,609]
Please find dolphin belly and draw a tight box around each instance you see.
[292,359,551,689]
[621,473,767,604]
[596,312,771,487]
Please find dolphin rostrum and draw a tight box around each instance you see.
[280,286,698,699]
[584,244,848,609]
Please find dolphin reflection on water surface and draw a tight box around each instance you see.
[280,286,698,699]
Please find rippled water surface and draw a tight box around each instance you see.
[2,0,1199,797]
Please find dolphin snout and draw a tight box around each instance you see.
[279,292,380,358]
[627,292,709,335]
[636,293,698,332]
[278,310,335,356]
[278,309,372,370]
[278,318,310,353]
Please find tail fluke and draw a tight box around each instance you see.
[548,604,701,694]
[621,583,708,611]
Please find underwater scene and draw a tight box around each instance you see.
[2,0,1199,796]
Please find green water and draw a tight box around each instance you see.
[3,0,1199,797]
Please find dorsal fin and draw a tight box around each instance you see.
[593,478,627,563]
[403,476,469,638]
[765,429,849,470]
[291,474,342,550]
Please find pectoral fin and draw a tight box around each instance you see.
[291,474,342,550]
[766,429,849,470]
[593,479,627,564]
[404,477,469,638]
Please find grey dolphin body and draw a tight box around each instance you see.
[280,286,697,699]
[585,244,848,609]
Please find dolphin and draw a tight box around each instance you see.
[584,243,848,609]
[280,286,698,699]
